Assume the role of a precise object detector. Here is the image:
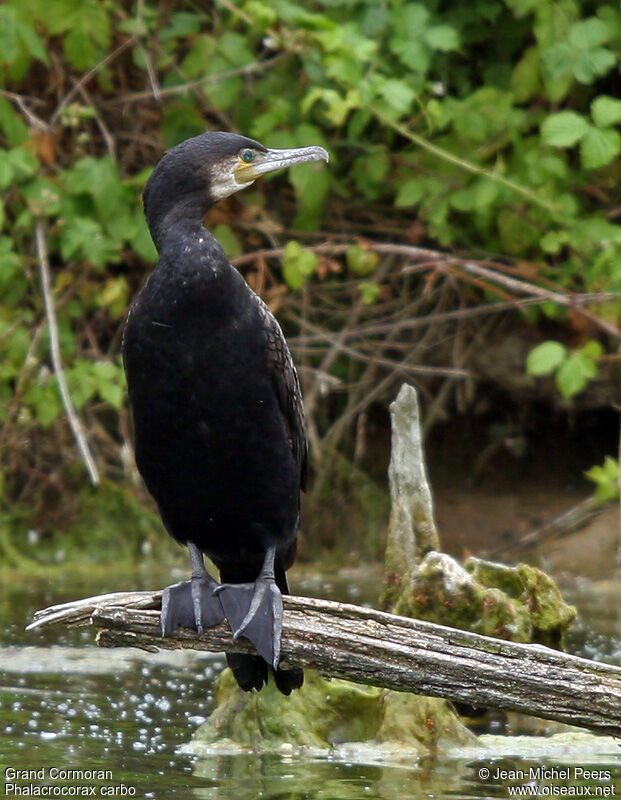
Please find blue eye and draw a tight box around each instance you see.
[241,149,254,163]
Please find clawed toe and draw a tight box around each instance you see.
[161,576,224,636]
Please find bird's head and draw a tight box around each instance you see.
[144,131,329,249]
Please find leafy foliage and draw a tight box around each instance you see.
[0,0,619,520]
[526,339,604,399]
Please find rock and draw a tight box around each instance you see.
[192,667,472,755]
[389,551,576,647]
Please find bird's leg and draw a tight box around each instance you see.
[160,542,225,636]
[215,546,283,670]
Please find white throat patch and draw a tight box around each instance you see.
[208,155,255,202]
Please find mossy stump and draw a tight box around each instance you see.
[194,668,471,755]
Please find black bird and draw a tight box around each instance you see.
[122,131,328,694]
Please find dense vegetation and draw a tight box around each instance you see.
[0,0,619,555]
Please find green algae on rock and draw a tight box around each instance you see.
[192,667,472,755]
[465,556,577,647]
[388,551,576,647]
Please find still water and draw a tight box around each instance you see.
[1,569,619,799]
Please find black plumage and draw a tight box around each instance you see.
[122,131,327,693]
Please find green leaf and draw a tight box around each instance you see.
[0,154,14,191]
[158,11,205,41]
[282,241,318,290]
[60,217,118,269]
[573,48,616,85]
[92,361,125,409]
[24,380,62,428]
[98,277,130,320]
[556,351,598,398]
[130,211,158,264]
[391,3,430,33]
[216,32,254,67]
[585,457,620,503]
[579,340,604,360]
[302,88,358,127]
[359,281,381,304]
[346,245,379,276]
[181,35,216,78]
[540,230,569,255]
[8,147,39,180]
[98,381,124,410]
[389,39,430,73]
[580,127,621,169]
[423,25,459,52]
[591,96,621,128]
[244,1,278,30]
[568,18,609,50]
[394,179,425,208]
[0,97,29,146]
[353,148,390,198]
[0,7,49,68]
[526,341,567,376]
[541,42,575,82]
[449,187,476,212]
[472,179,500,209]
[0,7,22,65]
[540,41,575,102]
[541,111,590,147]
[52,0,112,70]
[378,79,415,116]
[290,162,330,230]
[212,224,242,259]
[511,47,541,104]
[0,237,24,306]
[23,178,63,216]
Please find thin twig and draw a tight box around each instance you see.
[483,496,607,558]
[135,0,161,101]
[109,55,287,105]
[50,37,136,126]
[233,241,621,339]
[373,108,559,214]
[442,261,621,339]
[1,92,50,132]
[0,320,46,445]
[77,85,117,162]
[35,221,100,485]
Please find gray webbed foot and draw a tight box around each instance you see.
[161,575,225,636]
[216,576,283,669]
[161,542,225,636]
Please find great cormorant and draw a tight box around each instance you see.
[122,131,328,694]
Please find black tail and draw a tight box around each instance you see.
[220,551,303,695]
[225,651,268,691]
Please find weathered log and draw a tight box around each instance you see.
[27,590,621,737]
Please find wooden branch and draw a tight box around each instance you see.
[35,221,100,485]
[28,590,621,737]
[231,241,621,340]
[483,495,607,558]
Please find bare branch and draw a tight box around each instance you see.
[108,55,287,105]
[35,221,100,485]
[28,590,621,737]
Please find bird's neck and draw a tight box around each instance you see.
[146,192,212,253]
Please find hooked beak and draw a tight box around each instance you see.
[235,145,329,185]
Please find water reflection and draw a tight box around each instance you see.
[1,571,619,800]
